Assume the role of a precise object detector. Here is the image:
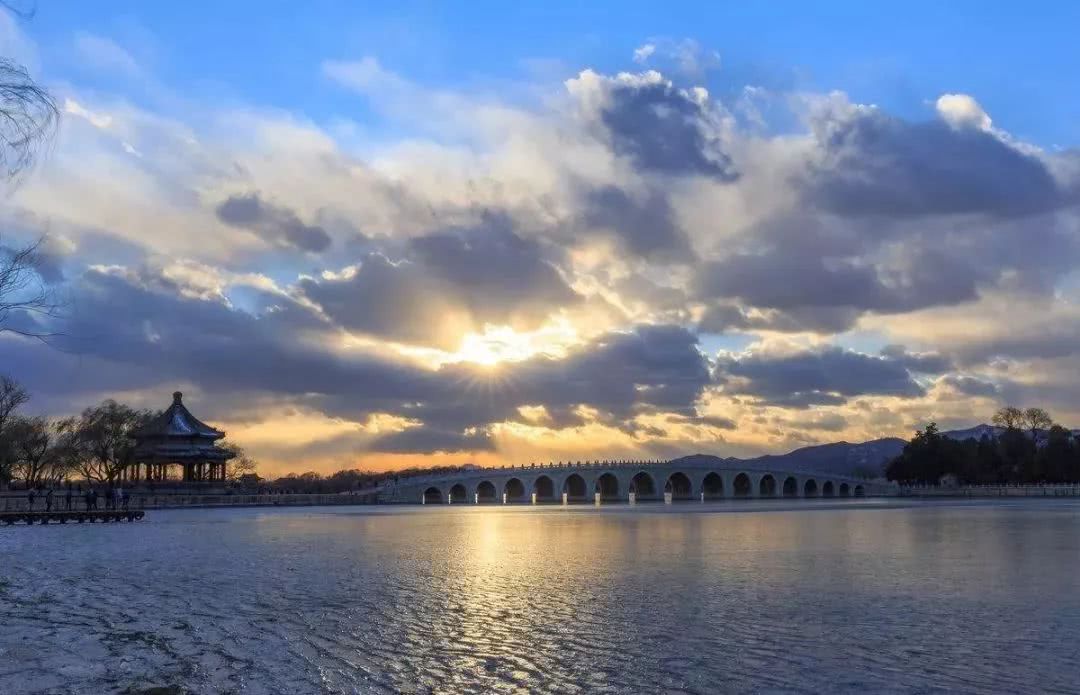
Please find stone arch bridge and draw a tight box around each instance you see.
[381,460,894,504]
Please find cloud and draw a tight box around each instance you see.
[878,344,952,374]
[216,193,332,253]
[567,69,737,180]
[804,99,1068,217]
[935,93,992,131]
[938,374,999,398]
[629,38,721,77]
[716,346,925,408]
[581,185,693,260]
[6,264,710,457]
[632,44,656,64]
[64,98,113,129]
[299,220,579,349]
[370,427,494,454]
[692,213,1006,331]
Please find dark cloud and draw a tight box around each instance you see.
[805,110,1068,217]
[699,303,862,335]
[32,268,436,410]
[299,221,579,348]
[878,345,952,374]
[216,193,332,253]
[582,186,694,261]
[407,219,579,320]
[600,78,737,180]
[694,215,984,331]
[298,253,465,348]
[7,266,710,455]
[786,412,849,432]
[716,347,924,408]
[684,414,737,430]
[939,374,999,398]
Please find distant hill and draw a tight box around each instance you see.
[670,437,906,479]
[668,423,1059,479]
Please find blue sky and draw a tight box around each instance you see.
[30,1,1080,147]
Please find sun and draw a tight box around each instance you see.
[450,321,579,367]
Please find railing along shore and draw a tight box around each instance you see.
[900,483,1080,497]
[0,490,380,513]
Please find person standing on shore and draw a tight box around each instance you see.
[45,487,53,512]
[27,488,36,511]
[65,486,73,511]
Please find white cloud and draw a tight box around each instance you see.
[936,93,992,131]
[63,98,113,129]
[632,43,655,64]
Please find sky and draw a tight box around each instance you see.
[3,2,1080,476]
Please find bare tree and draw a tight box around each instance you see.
[0,5,62,338]
[1022,407,1053,442]
[992,406,1024,431]
[220,440,259,482]
[0,236,58,337]
[0,373,28,484]
[8,414,51,484]
[0,56,58,182]
[66,400,153,482]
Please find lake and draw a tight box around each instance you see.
[2,499,1079,694]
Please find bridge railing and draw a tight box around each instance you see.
[385,460,888,489]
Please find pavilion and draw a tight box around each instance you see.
[129,391,235,483]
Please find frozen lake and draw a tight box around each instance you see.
[2,499,1080,693]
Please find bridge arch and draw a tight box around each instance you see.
[782,476,798,498]
[854,485,865,497]
[665,472,693,500]
[804,479,818,497]
[476,480,497,503]
[504,478,526,502]
[733,472,752,498]
[630,471,657,499]
[449,483,468,503]
[839,482,850,497]
[822,481,835,497]
[563,473,587,500]
[533,475,555,501]
[595,472,619,500]
[759,474,777,497]
[423,486,443,504]
[702,472,724,500]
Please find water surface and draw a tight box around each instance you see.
[2,499,1079,693]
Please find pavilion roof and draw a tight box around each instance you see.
[132,391,226,441]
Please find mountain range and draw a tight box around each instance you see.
[670,424,1042,479]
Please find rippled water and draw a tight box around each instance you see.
[2,499,1080,694]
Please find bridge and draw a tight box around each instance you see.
[381,459,894,504]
